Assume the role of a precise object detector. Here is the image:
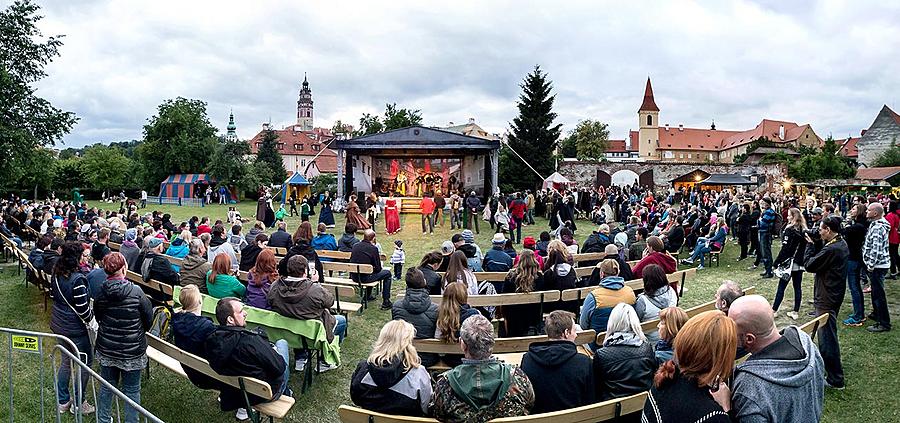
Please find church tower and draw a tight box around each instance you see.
[638,77,660,160]
[297,73,314,130]
[225,111,238,142]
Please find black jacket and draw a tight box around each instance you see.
[804,235,849,312]
[349,240,383,280]
[642,369,730,423]
[392,288,438,339]
[593,340,657,401]
[521,340,595,414]
[843,217,867,262]
[665,226,685,253]
[205,326,286,410]
[140,251,180,286]
[419,266,442,295]
[171,312,222,390]
[278,239,324,283]
[40,250,60,275]
[91,241,111,263]
[93,278,153,361]
[239,244,262,272]
[581,232,609,255]
[267,229,292,249]
[350,359,430,417]
[774,226,807,267]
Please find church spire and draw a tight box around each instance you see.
[225,110,238,142]
[638,77,660,112]
[297,73,314,130]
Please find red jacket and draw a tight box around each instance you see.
[887,211,900,245]
[420,197,435,215]
[509,200,526,219]
[631,251,677,279]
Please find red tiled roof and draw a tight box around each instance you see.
[606,140,628,152]
[888,105,900,126]
[657,127,740,151]
[837,137,860,158]
[639,78,659,112]
[248,125,338,172]
[856,166,900,181]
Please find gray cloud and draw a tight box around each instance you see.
[31,0,900,147]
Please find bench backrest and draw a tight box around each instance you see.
[413,330,596,354]
[799,313,829,339]
[321,261,375,274]
[125,269,174,296]
[317,250,351,260]
[145,333,275,399]
[435,271,510,282]
[399,290,562,307]
[571,252,607,265]
[266,246,288,256]
[321,283,359,299]
[561,268,694,302]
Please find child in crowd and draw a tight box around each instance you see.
[390,240,405,280]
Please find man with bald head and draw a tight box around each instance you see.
[863,202,891,332]
[730,295,825,422]
[350,229,393,310]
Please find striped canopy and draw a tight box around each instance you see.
[159,174,216,198]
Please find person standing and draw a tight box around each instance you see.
[842,205,868,326]
[93,253,153,423]
[525,190,536,225]
[465,191,481,234]
[218,186,227,204]
[863,203,892,333]
[885,201,900,280]
[288,195,298,217]
[318,191,336,228]
[770,208,808,320]
[449,191,461,230]
[433,190,446,227]
[384,195,401,235]
[803,216,848,389]
[420,192,435,235]
[140,190,147,209]
[509,193,526,244]
[757,198,777,278]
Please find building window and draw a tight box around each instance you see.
[679,153,684,159]
[664,151,674,159]
[687,153,691,159]
[709,153,714,160]
[301,159,306,167]
[313,144,320,151]
[647,115,653,126]
[298,144,303,151]
[277,143,284,150]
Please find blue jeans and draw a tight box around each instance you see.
[690,239,712,266]
[334,315,347,343]
[364,269,393,306]
[272,339,290,399]
[758,232,773,274]
[846,260,865,320]
[868,267,891,329]
[98,366,142,423]
[57,333,93,405]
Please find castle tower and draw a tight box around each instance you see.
[638,77,660,160]
[297,73,314,130]
[225,111,238,142]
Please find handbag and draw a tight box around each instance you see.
[54,274,99,347]
[773,258,793,282]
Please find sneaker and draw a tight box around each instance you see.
[680,259,694,265]
[316,361,339,373]
[71,402,95,415]
[294,358,307,372]
[748,265,758,270]
[761,274,774,279]
[283,387,294,398]
[696,264,704,270]
[235,408,249,420]
[867,324,891,333]
[868,312,877,320]
[808,311,816,317]
[842,316,865,327]
[380,303,392,311]
[57,401,71,414]
[825,381,845,390]
[786,311,799,320]
[863,286,872,294]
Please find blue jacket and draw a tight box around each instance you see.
[50,272,94,338]
[579,276,636,339]
[483,246,513,272]
[310,234,338,262]
[758,208,777,233]
[166,242,189,272]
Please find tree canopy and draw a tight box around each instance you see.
[499,65,562,191]
[787,137,855,182]
[81,145,132,192]
[136,97,218,187]
[207,137,252,192]
[0,0,77,188]
[354,103,422,136]
[571,119,609,161]
[255,128,288,186]
[872,138,900,167]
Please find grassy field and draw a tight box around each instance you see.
[0,200,897,422]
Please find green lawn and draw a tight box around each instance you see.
[0,200,897,422]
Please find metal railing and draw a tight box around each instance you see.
[1,327,164,423]
[147,196,206,207]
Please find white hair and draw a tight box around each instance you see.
[603,303,646,346]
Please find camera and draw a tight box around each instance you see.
[804,228,821,241]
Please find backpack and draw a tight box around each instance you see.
[149,306,172,341]
[772,213,783,235]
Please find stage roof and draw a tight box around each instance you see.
[334,126,500,151]
[698,174,756,185]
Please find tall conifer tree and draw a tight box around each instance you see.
[500,65,562,191]
[256,128,288,185]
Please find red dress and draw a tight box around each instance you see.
[385,199,401,234]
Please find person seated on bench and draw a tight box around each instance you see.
[631,236,676,279]
[268,255,346,373]
[164,230,191,271]
[521,310,594,414]
[205,297,292,421]
[654,306,687,365]
[392,268,439,367]
[239,233,268,272]
[207,225,238,271]
[634,264,679,343]
[580,259,636,350]
[729,295,825,422]
[181,239,211,294]
[351,229,394,310]
[350,320,434,417]
[27,234,51,283]
[663,216,685,254]
[483,233,513,272]
[439,239,456,272]
[629,227,649,261]
[434,282,480,368]
[642,311,736,423]
[120,229,141,272]
[441,250,478,295]
[516,236,544,269]
[417,251,443,295]
[498,250,545,337]
[714,280,744,316]
[268,221,292,249]
[246,249,279,310]
[171,285,223,390]
[459,230,484,271]
[139,237,180,300]
[680,218,728,270]
[279,222,325,284]
[337,222,360,252]
[309,223,337,260]
[431,314,535,421]
[593,303,657,402]
[605,243,633,281]
[206,254,246,300]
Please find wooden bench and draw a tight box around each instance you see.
[266,246,288,256]
[434,271,514,283]
[708,241,725,267]
[316,250,388,262]
[320,261,379,309]
[571,252,607,266]
[125,270,174,305]
[336,391,647,422]
[233,271,363,319]
[399,290,562,308]
[798,312,830,341]
[145,334,294,423]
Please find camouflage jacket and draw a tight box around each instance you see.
[430,362,535,423]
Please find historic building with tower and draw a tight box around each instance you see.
[248,75,338,178]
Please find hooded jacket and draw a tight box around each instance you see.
[634,285,678,342]
[337,233,360,252]
[592,333,657,401]
[207,237,238,270]
[120,242,141,272]
[581,232,610,255]
[204,326,286,410]
[631,251,676,279]
[239,244,262,272]
[864,217,891,269]
[520,340,594,414]
[579,276,636,339]
[180,253,211,294]
[732,326,825,422]
[542,262,579,313]
[392,288,438,339]
[171,311,221,390]
[431,358,534,423]
[267,276,336,343]
[350,358,433,417]
[278,240,325,283]
[93,277,153,362]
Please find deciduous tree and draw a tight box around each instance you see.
[136,97,218,187]
[572,119,609,161]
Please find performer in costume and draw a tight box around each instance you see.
[318,191,335,228]
[384,195,401,235]
[345,194,371,230]
[396,171,407,196]
[366,193,379,227]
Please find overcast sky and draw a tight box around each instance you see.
[31,0,900,148]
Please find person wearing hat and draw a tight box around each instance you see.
[483,233,513,272]
[458,230,484,272]
[138,236,180,301]
[438,240,456,272]
[120,228,142,272]
[465,191,481,234]
[515,236,545,269]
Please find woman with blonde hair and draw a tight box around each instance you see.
[771,207,808,320]
[593,303,657,401]
[171,285,220,389]
[642,310,737,423]
[350,320,433,416]
[654,306,688,364]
